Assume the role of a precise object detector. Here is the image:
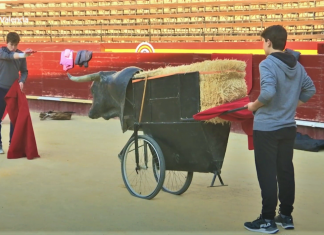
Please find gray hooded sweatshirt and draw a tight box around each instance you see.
[0,46,28,89]
[254,52,316,131]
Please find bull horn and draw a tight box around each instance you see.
[67,72,101,82]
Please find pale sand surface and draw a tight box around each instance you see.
[0,113,323,235]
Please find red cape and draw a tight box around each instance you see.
[5,81,40,159]
[193,96,254,150]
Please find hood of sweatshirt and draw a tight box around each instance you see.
[268,52,298,79]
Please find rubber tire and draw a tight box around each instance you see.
[121,135,165,199]
[162,171,193,195]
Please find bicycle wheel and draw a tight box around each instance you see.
[163,171,193,195]
[121,135,165,199]
[153,167,193,195]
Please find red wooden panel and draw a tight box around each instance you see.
[297,126,324,140]
[24,52,323,123]
[250,55,324,123]
[101,42,318,50]
[10,41,318,54]
[22,51,323,139]
[24,52,211,99]
[286,41,318,50]
[231,121,324,139]
[18,43,102,52]
[318,43,324,54]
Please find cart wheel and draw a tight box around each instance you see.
[121,135,165,199]
[154,169,193,195]
[163,171,193,195]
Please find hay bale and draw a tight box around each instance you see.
[134,60,247,124]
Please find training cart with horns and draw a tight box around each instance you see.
[68,60,247,199]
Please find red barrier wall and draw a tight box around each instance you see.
[318,43,324,54]
[24,52,211,99]
[250,55,324,123]
[17,43,102,52]
[100,41,319,50]
[15,41,319,53]
[22,51,324,139]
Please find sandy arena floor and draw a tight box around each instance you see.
[0,112,323,235]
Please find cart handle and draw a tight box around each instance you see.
[184,106,248,122]
[219,106,247,116]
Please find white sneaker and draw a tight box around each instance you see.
[0,146,4,154]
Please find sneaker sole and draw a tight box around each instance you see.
[275,222,294,229]
[244,226,279,234]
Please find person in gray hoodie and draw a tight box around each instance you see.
[244,25,316,234]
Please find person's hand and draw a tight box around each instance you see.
[297,100,305,107]
[245,102,258,112]
[19,82,24,91]
[24,48,33,57]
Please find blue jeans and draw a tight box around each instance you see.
[0,87,14,146]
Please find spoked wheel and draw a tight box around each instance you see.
[163,171,193,195]
[154,168,193,195]
[121,135,165,199]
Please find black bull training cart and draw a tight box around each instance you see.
[119,70,234,200]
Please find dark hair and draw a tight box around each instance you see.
[6,32,20,44]
[260,25,287,51]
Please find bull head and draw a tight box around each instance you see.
[67,67,142,132]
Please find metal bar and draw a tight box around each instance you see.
[210,172,218,187]
[219,106,247,116]
[134,124,140,172]
[144,142,148,168]
[217,172,225,185]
